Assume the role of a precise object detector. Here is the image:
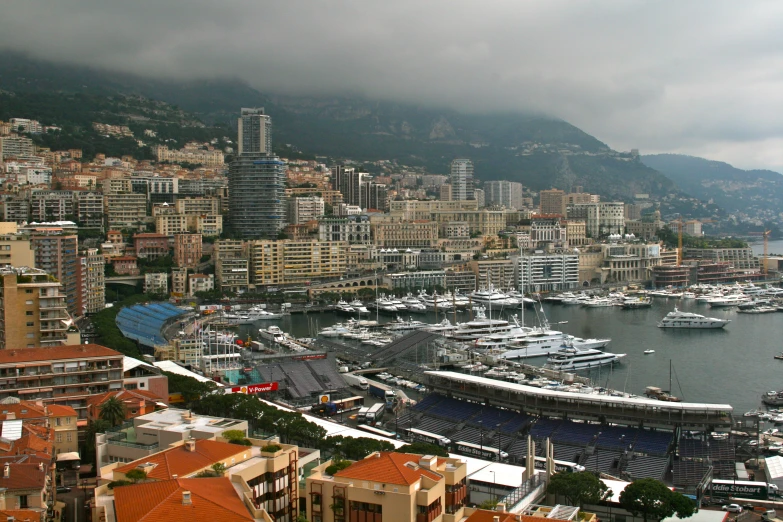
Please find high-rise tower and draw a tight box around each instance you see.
[450,159,474,201]
[229,108,286,238]
[238,108,272,154]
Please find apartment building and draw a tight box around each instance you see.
[175,196,221,215]
[530,216,566,248]
[286,187,344,206]
[122,356,169,399]
[539,189,567,216]
[441,221,471,239]
[144,272,168,295]
[469,259,516,290]
[0,231,35,266]
[372,220,439,248]
[249,240,347,287]
[431,209,508,236]
[133,233,169,259]
[76,190,105,228]
[0,344,123,419]
[188,273,214,296]
[215,240,249,294]
[29,190,75,222]
[0,136,35,159]
[516,251,580,291]
[0,267,73,349]
[307,452,468,522]
[156,213,223,236]
[389,199,478,221]
[564,220,588,247]
[105,193,148,230]
[155,213,188,235]
[171,267,188,296]
[153,144,225,167]
[683,247,760,270]
[318,216,372,245]
[1,197,30,223]
[287,195,325,225]
[485,180,524,210]
[174,233,203,269]
[567,202,625,238]
[76,248,106,315]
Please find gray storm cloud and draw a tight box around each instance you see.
[3,0,783,170]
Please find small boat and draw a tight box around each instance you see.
[644,349,655,354]
[775,352,783,360]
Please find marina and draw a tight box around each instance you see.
[231,287,783,414]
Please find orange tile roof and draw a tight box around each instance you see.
[464,510,516,522]
[46,404,77,417]
[0,401,47,421]
[113,477,254,522]
[87,389,164,409]
[115,439,247,481]
[334,452,442,486]
[0,509,42,522]
[0,344,122,364]
[0,463,48,491]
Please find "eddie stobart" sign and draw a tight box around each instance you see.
[711,481,767,500]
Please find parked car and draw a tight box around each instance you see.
[722,504,743,513]
[56,486,71,494]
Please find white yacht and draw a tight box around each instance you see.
[384,316,428,332]
[258,325,307,352]
[372,296,399,313]
[335,300,356,315]
[399,294,427,313]
[423,318,457,334]
[682,292,696,299]
[318,324,351,337]
[621,296,652,309]
[386,296,407,311]
[249,309,286,320]
[544,346,626,371]
[582,297,616,308]
[349,300,370,315]
[657,307,730,329]
[469,287,520,308]
[417,290,454,311]
[707,294,750,308]
[505,289,536,307]
[446,307,512,340]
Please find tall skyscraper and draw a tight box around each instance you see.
[450,159,474,200]
[229,108,286,238]
[486,180,524,209]
[238,108,272,154]
[229,154,287,238]
[539,189,567,216]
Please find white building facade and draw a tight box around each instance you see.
[516,251,579,291]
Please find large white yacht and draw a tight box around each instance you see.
[417,290,454,311]
[400,294,427,313]
[706,294,750,308]
[657,307,730,329]
[544,346,626,371]
[469,287,520,308]
[446,307,513,340]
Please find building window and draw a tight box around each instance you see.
[19,495,28,508]
[26,322,34,327]
[67,433,72,442]
[25,289,33,294]
[55,433,62,443]
[25,311,33,316]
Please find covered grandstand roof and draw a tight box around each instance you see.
[425,371,733,413]
[115,302,187,347]
[254,357,347,399]
[153,361,223,385]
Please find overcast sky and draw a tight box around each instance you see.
[3,0,783,170]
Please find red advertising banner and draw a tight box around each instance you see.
[292,354,327,361]
[225,382,279,394]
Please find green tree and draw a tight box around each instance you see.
[619,478,694,522]
[547,471,610,509]
[99,396,126,427]
[397,443,449,458]
[222,429,247,442]
[125,469,147,483]
[82,418,111,467]
[211,462,227,476]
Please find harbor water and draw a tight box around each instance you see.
[239,298,783,415]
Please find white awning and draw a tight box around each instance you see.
[56,452,81,462]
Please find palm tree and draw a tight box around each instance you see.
[99,396,126,427]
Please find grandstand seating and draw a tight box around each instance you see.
[412,394,446,413]
[116,303,187,347]
[529,418,563,439]
[633,430,673,456]
[552,443,582,464]
[551,421,600,446]
[453,426,493,446]
[416,416,457,435]
[673,460,710,487]
[583,450,621,473]
[424,395,482,422]
[626,455,669,481]
[595,425,638,451]
[499,413,533,434]
[469,407,518,429]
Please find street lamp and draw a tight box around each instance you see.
[489,470,496,504]
[496,423,503,462]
